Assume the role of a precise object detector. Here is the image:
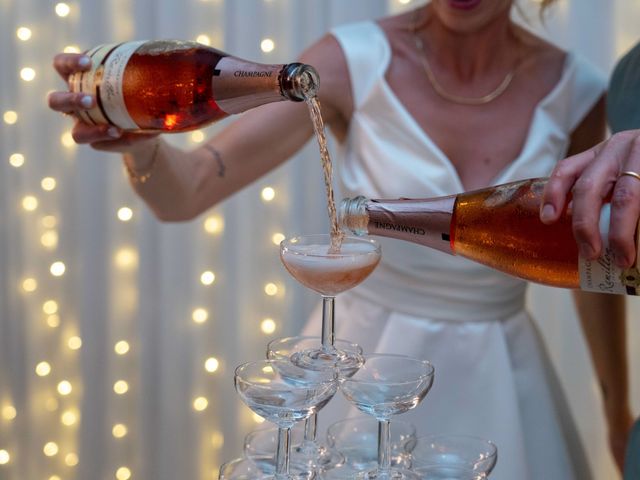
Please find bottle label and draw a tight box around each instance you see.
[211,57,283,114]
[579,204,638,295]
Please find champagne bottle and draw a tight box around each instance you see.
[68,40,319,133]
[339,178,640,295]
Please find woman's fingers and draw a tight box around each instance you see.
[71,122,122,144]
[53,53,91,81]
[48,91,94,114]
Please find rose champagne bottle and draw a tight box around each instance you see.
[339,178,640,295]
[68,40,319,132]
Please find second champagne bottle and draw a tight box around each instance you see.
[69,40,319,132]
[339,177,640,296]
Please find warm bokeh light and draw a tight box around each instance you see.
[46,314,61,328]
[117,207,133,222]
[61,131,75,148]
[41,231,59,249]
[61,410,78,426]
[16,27,32,41]
[264,283,278,296]
[1,405,17,421]
[113,423,128,438]
[45,398,59,412]
[193,396,208,411]
[3,111,18,124]
[55,2,71,17]
[252,413,266,424]
[204,357,219,373]
[65,452,79,466]
[113,380,129,395]
[43,300,59,315]
[63,45,81,53]
[114,248,138,269]
[191,130,205,143]
[196,34,211,45]
[192,308,209,324]
[0,450,9,465]
[22,195,38,211]
[35,361,52,377]
[67,336,82,350]
[50,261,66,277]
[200,271,215,285]
[204,215,224,234]
[20,67,36,81]
[272,233,285,245]
[116,467,132,480]
[41,177,57,191]
[8,153,24,167]
[211,431,224,449]
[22,277,37,293]
[43,442,59,456]
[42,215,57,228]
[57,381,72,396]
[260,38,275,53]
[261,186,275,202]
[114,340,130,355]
[260,318,276,334]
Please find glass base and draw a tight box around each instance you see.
[293,441,345,470]
[356,468,422,480]
[290,347,363,376]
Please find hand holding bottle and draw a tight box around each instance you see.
[540,130,640,268]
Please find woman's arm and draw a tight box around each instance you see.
[567,95,633,472]
[49,33,352,221]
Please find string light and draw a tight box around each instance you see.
[113,380,129,395]
[41,177,57,191]
[272,233,285,245]
[43,442,59,457]
[60,131,75,148]
[117,207,133,222]
[63,45,81,53]
[3,111,18,124]
[20,67,36,81]
[16,27,32,41]
[45,398,59,412]
[114,341,130,355]
[112,423,128,438]
[116,467,132,480]
[35,361,52,377]
[22,195,38,211]
[22,278,37,293]
[65,453,79,466]
[67,336,82,350]
[260,318,276,334]
[193,397,208,411]
[46,314,61,328]
[191,130,205,143]
[200,271,215,285]
[42,215,57,228]
[196,34,211,45]
[260,38,275,53]
[50,261,66,277]
[61,410,79,426]
[264,283,278,296]
[41,231,59,250]
[0,450,9,465]
[204,215,224,234]
[261,187,275,202]
[114,248,138,269]
[204,357,219,373]
[43,300,59,315]
[57,380,72,396]
[211,431,224,449]
[252,413,265,424]
[49,476,62,480]
[192,308,209,324]
[55,2,71,17]
[1,405,17,420]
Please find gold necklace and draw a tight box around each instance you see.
[411,15,516,106]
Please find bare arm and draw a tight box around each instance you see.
[565,96,633,472]
[49,34,352,221]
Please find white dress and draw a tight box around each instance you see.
[302,21,607,480]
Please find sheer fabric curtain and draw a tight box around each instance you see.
[0,1,638,480]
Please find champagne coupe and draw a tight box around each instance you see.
[410,435,497,479]
[267,336,363,469]
[243,425,311,477]
[234,359,338,480]
[219,457,266,480]
[339,354,435,480]
[280,234,381,371]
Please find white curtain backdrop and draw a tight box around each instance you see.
[0,1,638,479]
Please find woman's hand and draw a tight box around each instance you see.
[47,52,158,154]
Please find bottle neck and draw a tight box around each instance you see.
[340,195,456,254]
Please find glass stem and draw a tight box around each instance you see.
[275,426,291,479]
[377,419,391,474]
[321,295,335,349]
[304,412,318,442]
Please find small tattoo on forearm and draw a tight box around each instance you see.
[204,144,226,177]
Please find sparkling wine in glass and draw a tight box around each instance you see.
[280,234,380,371]
[339,354,435,480]
[235,359,338,480]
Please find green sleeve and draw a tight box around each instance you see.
[608,42,640,133]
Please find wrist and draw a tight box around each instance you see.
[124,139,162,184]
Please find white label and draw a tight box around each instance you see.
[578,204,637,295]
[99,41,146,130]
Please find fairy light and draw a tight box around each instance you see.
[41,231,59,249]
[67,336,82,350]
[260,38,275,53]
[46,314,60,328]
[57,381,72,396]
[200,271,215,285]
[114,248,138,269]
[260,318,276,334]
[117,207,133,222]
[252,413,266,424]
[192,308,209,324]
[20,67,36,81]
[193,396,208,411]
[65,453,79,466]
[116,467,132,480]
[1,405,17,420]
[45,398,59,412]
[42,215,57,228]
[22,195,38,211]
[3,111,18,124]
[196,34,211,45]
[43,300,59,315]
[113,423,128,438]
[43,442,59,456]
[61,410,78,426]
[264,283,278,296]
[63,45,81,53]
[16,27,32,41]
[204,357,219,373]
[204,215,224,234]
[261,187,275,202]
[191,130,205,143]
[50,261,66,277]
[114,341,130,355]
[50,476,62,480]
[41,177,57,191]
[61,131,75,148]
[22,278,37,292]
[35,361,52,377]
[9,153,24,167]
[55,2,71,17]
[272,233,285,245]
[113,380,129,395]
[0,450,9,465]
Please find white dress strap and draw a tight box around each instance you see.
[330,21,391,109]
